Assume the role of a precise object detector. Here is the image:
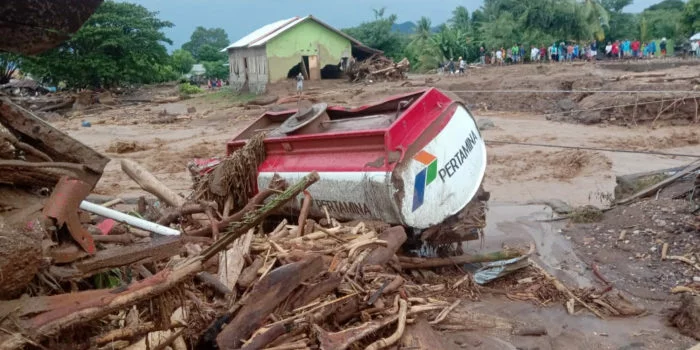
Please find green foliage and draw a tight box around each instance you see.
[645,0,685,11]
[682,0,700,36]
[450,6,471,32]
[178,82,203,95]
[641,4,684,41]
[93,269,122,289]
[0,53,20,84]
[342,12,406,59]
[601,0,633,12]
[182,27,230,61]
[20,1,174,88]
[171,49,196,74]
[202,61,229,79]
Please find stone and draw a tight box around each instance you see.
[556,98,576,111]
[477,118,496,130]
[160,103,188,116]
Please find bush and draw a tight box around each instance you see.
[178,82,203,96]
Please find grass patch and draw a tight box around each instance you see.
[568,205,604,223]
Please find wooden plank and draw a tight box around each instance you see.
[617,159,700,205]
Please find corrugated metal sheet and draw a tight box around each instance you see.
[221,15,370,52]
[221,17,299,51]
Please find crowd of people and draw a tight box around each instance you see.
[207,78,224,89]
[437,38,696,74]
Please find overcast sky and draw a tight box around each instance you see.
[117,0,671,50]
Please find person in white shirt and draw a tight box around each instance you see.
[495,49,503,66]
[530,46,539,62]
[605,42,613,57]
[692,41,700,57]
[458,57,466,75]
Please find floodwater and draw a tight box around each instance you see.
[452,203,689,349]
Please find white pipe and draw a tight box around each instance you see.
[80,200,181,236]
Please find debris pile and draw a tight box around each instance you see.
[346,56,410,83]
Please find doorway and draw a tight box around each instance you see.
[303,55,321,81]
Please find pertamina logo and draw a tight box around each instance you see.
[412,150,438,211]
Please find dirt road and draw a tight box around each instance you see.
[52,60,700,349]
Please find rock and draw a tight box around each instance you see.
[73,91,92,110]
[557,98,576,111]
[477,118,496,131]
[246,95,278,106]
[187,106,197,113]
[97,91,116,105]
[160,103,189,116]
[576,111,602,124]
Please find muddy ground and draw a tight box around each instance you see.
[48,59,700,349]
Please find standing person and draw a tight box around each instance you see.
[479,46,486,65]
[490,49,496,64]
[448,58,455,76]
[591,40,598,59]
[549,43,558,63]
[519,44,526,64]
[692,40,700,58]
[622,39,630,58]
[558,42,566,62]
[566,43,573,62]
[295,72,304,96]
[605,42,613,58]
[650,40,657,58]
[631,39,640,59]
[511,44,519,64]
[207,79,212,89]
[611,41,620,59]
[539,44,547,62]
[458,56,466,76]
[530,45,539,63]
[496,48,503,66]
[660,38,667,58]
[573,43,579,61]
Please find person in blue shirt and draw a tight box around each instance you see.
[573,44,579,60]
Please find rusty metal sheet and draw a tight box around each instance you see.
[0,0,103,55]
[42,177,95,254]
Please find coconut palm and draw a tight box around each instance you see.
[580,0,610,40]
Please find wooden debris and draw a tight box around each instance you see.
[216,257,325,349]
[399,249,522,269]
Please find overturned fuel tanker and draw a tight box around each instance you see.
[227,88,489,245]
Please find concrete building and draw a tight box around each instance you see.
[221,15,379,94]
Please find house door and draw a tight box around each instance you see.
[308,55,321,81]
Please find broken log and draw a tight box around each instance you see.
[0,217,43,298]
[314,313,400,350]
[363,226,407,266]
[49,237,183,281]
[215,256,325,349]
[399,249,523,269]
[217,228,254,290]
[239,323,289,350]
[238,256,264,288]
[187,177,288,237]
[201,172,319,261]
[671,294,700,340]
[617,160,700,205]
[120,159,186,207]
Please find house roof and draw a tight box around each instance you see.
[221,15,380,53]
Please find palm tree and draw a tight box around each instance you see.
[580,0,610,40]
[415,17,432,41]
[450,6,470,32]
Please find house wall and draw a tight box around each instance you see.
[265,19,351,82]
[227,46,268,94]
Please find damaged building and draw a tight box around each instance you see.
[222,15,380,94]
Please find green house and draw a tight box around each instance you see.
[221,15,379,94]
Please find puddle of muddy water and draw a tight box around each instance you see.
[463,202,592,288]
[451,203,690,349]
